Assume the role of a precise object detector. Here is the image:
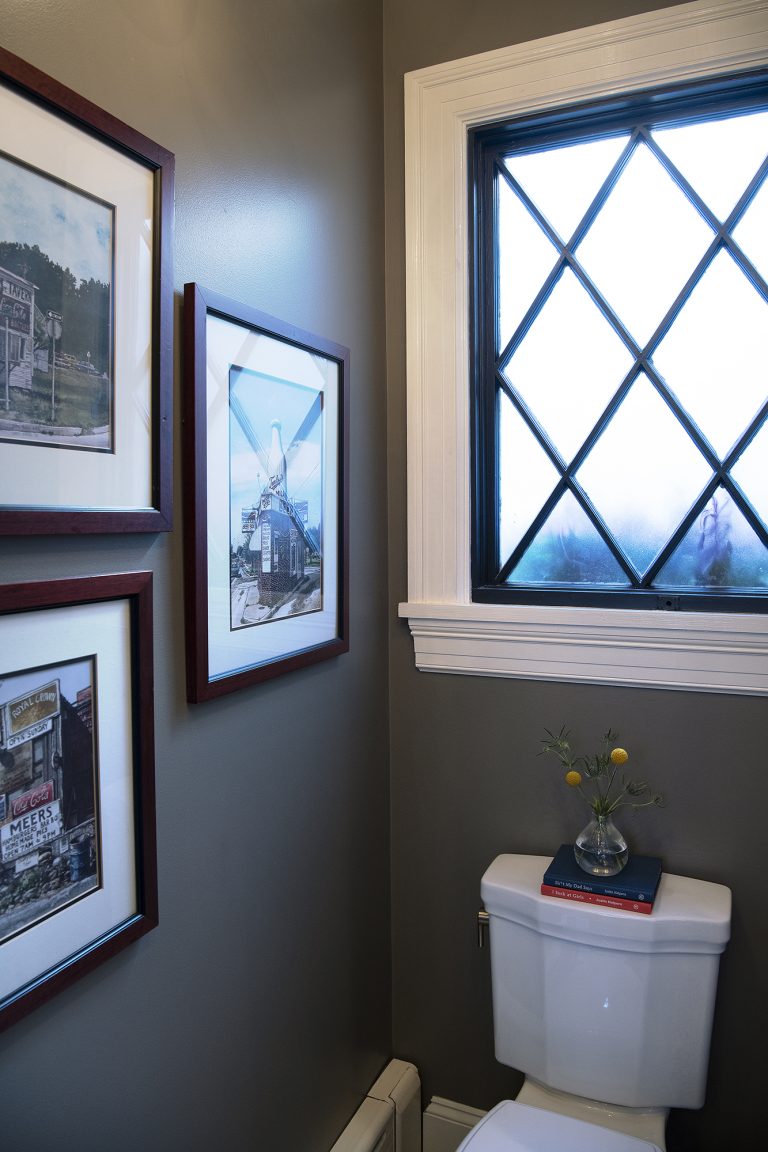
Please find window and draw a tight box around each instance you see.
[399,0,768,694]
[471,85,768,612]
[8,333,26,363]
[32,735,46,778]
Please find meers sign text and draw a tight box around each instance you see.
[1,801,63,862]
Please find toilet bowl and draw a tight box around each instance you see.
[460,854,730,1152]
[458,1100,662,1151]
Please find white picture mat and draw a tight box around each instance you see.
[0,597,137,1002]
[206,314,340,681]
[0,81,154,510]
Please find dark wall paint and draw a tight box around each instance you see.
[2,2,765,1149]
[0,3,389,1151]
[384,2,766,1149]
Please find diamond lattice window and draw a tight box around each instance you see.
[472,92,768,611]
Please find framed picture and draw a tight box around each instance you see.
[184,283,349,702]
[0,46,174,533]
[0,571,157,1032]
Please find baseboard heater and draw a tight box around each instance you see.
[330,1059,421,1152]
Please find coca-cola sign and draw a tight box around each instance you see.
[12,780,55,818]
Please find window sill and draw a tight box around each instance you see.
[398,601,768,695]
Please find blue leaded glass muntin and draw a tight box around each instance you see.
[470,74,768,612]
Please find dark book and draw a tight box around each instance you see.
[543,843,663,904]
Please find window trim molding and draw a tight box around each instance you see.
[400,0,768,695]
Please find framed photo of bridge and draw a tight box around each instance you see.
[0,46,174,533]
[0,571,157,1032]
[183,283,349,702]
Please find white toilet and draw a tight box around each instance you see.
[459,854,731,1152]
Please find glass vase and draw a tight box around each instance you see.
[574,814,628,876]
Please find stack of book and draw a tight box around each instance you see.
[541,843,663,915]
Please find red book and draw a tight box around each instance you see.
[541,882,653,915]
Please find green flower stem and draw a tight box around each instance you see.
[540,726,664,817]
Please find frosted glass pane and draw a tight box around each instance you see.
[503,134,628,241]
[733,175,768,283]
[497,177,558,350]
[577,143,713,346]
[576,373,712,573]
[732,422,768,528]
[652,250,768,459]
[503,268,633,462]
[498,391,560,564]
[652,109,768,221]
[508,490,628,585]
[657,488,768,588]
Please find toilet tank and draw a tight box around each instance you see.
[481,854,731,1110]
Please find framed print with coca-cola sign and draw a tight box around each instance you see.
[0,572,157,1032]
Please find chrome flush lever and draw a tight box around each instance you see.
[477,908,489,948]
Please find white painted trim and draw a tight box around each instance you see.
[398,601,768,694]
[400,0,768,695]
[423,1097,486,1152]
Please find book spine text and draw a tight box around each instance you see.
[541,883,653,914]
[546,877,656,902]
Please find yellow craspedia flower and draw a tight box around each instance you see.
[565,770,582,787]
[610,747,629,765]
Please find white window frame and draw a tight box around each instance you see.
[398,0,768,695]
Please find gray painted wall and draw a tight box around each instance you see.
[1,2,765,1150]
[384,2,766,1150]
[0,3,390,1151]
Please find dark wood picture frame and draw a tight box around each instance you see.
[0,571,158,1032]
[183,283,350,702]
[0,46,174,533]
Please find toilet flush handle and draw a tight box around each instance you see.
[477,908,489,948]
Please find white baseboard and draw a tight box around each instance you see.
[423,1097,486,1152]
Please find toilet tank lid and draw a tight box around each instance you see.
[481,855,731,954]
